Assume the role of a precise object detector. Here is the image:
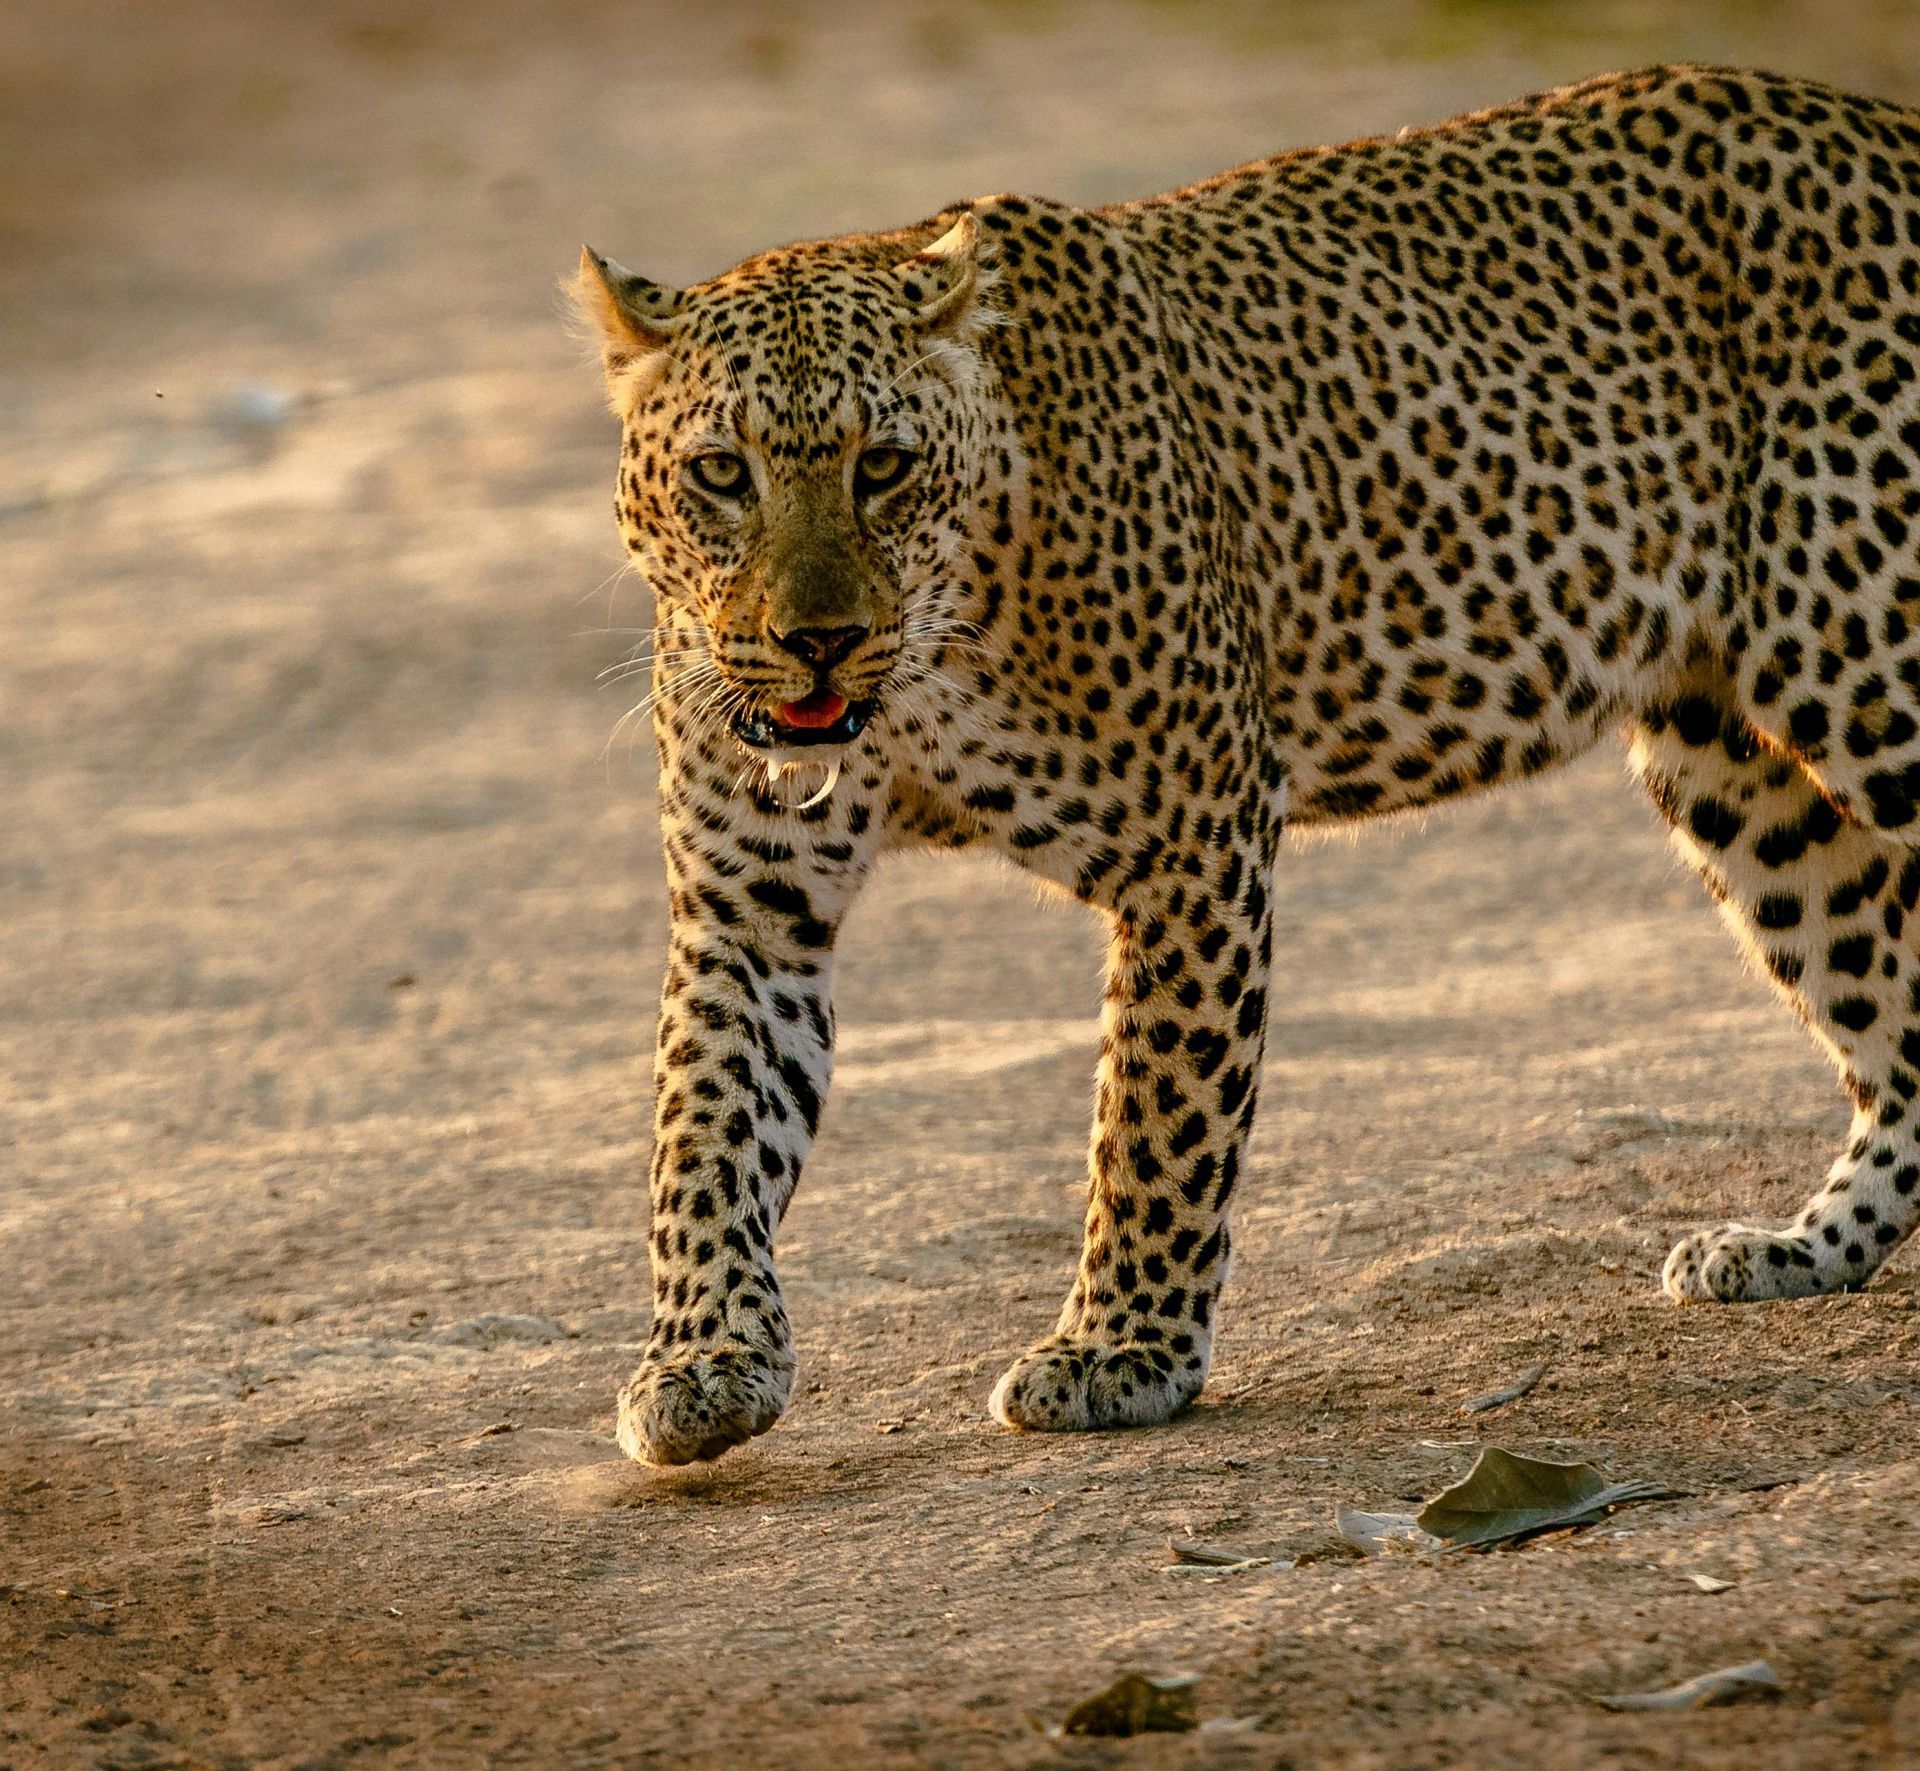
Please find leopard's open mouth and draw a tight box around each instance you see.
[732,689,875,750]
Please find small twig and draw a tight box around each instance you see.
[1460,1361,1548,1416]
[1595,1660,1780,1711]
[1166,1537,1266,1568]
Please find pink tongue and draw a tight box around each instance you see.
[776,689,848,729]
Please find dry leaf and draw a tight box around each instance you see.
[1336,1507,1440,1554]
[1062,1671,1200,1736]
[1595,1660,1780,1711]
[1417,1447,1678,1549]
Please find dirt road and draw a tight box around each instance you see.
[5,3,1919,1764]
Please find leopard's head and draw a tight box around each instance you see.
[576,215,999,764]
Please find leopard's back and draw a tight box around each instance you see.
[1067,67,1920,828]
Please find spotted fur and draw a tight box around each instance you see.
[577,66,1920,1465]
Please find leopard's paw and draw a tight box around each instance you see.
[988,1337,1202,1433]
[1662,1223,1827,1302]
[615,1343,793,1466]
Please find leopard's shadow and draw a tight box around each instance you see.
[554,1440,896,1511]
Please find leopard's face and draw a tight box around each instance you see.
[581,219,995,760]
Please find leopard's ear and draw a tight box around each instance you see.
[891,214,985,333]
[573,247,683,373]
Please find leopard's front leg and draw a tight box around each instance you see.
[992,862,1274,1433]
[617,777,875,1467]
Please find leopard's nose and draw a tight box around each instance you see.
[772,624,869,667]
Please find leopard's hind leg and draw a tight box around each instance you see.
[1630,667,1920,1299]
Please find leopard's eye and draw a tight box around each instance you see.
[688,452,749,498]
[854,446,916,498]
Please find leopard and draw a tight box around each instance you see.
[574,65,1920,1466]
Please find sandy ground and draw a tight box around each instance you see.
[6,2,1920,1765]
